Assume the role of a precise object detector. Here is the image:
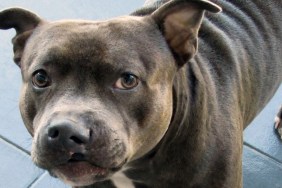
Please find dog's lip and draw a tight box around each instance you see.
[52,159,126,185]
[53,161,110,183]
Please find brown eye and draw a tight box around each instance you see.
[114,73,139,90]
[32,70,51,88]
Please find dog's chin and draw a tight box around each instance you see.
[51,161,115,186]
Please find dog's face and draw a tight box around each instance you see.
[22,17,177,185]
[0,1,220,186]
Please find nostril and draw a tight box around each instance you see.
[48,128,59,139]
[70,136,84,145]
[89,129,93,138]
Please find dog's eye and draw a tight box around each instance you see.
[32,70,51,88]
[114,73,139,90]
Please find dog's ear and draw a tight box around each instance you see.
[151,0,221,66]
[0,8,43,67]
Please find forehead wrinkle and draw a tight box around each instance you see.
[27,37,108,77]
[22,16,162,79]
[25,20,109,65]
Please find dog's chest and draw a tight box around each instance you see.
[110,171,135,188]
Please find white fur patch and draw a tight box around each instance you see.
[111,171,135,188]
[275,116,280,123]
[275,116,281,129]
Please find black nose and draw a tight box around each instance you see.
[45,120,91,152]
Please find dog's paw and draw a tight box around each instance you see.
[275,105,282,139]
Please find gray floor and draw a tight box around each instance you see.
[0,1,281,187]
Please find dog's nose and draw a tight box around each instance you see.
[46,121,90,151]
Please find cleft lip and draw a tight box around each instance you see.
[68,152,86,162]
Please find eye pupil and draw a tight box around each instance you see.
[36,74,47,83]
[122,74,135,86]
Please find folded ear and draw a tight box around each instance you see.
[151,0,221,66]
[0,8,43,67]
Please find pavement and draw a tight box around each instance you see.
[0,1,281,187]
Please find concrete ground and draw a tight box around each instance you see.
[0,1,281,187]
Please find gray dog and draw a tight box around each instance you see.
[0,0,281,187]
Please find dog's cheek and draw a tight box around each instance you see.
[129,87,173,160]
[19,84,37,136]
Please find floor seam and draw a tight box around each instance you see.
[0,135,31,155]
[243,142,282,165]
[27,172,47,188]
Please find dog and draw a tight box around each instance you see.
[0,0,281,187]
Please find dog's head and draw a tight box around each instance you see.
[0,0,220,186]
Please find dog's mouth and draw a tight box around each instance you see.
[50,153,124,186]
[53,161,109,185]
